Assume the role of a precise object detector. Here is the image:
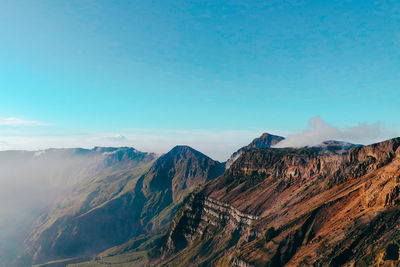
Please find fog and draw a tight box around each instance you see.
[0,130,267,162]
[274,116,398,148]
[0,149,107,265]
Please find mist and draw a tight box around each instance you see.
[274,116,398,148]
[0,129,266,162]
[0,149,110,265]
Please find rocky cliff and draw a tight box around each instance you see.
[156,138,400,266]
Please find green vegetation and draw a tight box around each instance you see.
[29,145,224,264]
[68,230,167,267]
[264,227,278,243]
[33,256,90,267]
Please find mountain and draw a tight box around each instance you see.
[139,146,225,225]
[6,137,399,266]
[0,147,156,267]
[25,145,225,266]
[155,138,400,266]
[308,140,362,154]
[225,133,284,169]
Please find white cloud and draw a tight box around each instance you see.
[0,118,396,161]
[101,134,127,142]
[0,117,48,127]
[0,129,268,161]
[274,116,398,148]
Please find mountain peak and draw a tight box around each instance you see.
[143,145,224,203]
[226,132,285,168]
[166,145,207,160]
[305,140,362,154]
[169,145,196,153]
[248,132,285,148]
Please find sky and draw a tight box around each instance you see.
[0,0,399,160]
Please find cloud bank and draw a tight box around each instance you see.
[274,116,398,148]
[0,116,397,160]
[0,129,265,161]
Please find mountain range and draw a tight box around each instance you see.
[2,133,400,266]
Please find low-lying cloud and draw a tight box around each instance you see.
[0,150,107,262]
[274,116,398,148]
[102,134,127,142]
[0,118,397,160]
[0,129,265,161]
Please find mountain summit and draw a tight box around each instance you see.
[226,133,284,168]
[142,145,225,204]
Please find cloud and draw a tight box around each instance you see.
[0,117,48,126]
[274,116,398,148]
[101,134,127,142]
[0,129,268,161]
[0,120,397,160]
[0,146,117,258]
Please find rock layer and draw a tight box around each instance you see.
[156,138,400,266]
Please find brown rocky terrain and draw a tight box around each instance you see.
[156,138,400,266]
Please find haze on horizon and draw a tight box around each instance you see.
[0,0,399,160]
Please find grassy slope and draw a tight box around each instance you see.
[26,158,157,265]
[68,230,167,267]
[34,146,225,266]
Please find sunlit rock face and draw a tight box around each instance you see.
[156,138,400,267]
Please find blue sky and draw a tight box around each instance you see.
[0,0,399,160]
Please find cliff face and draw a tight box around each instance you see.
[26,146,224,265]
[158,138,400,266]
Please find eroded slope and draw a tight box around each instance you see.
[158,138,400,266]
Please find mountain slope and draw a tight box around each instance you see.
[21,147,157,266]
[26,145,224,266]
[157,138,400,266]
[226,133,284,168]
[0,147,156,267]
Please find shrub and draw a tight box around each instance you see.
[264,227,277,242]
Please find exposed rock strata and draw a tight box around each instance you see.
[164,193,259,255]
[157,138,400,266]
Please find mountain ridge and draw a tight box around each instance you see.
[154,137,400,266]
[4,137,400,266]
[24,145,224,266]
